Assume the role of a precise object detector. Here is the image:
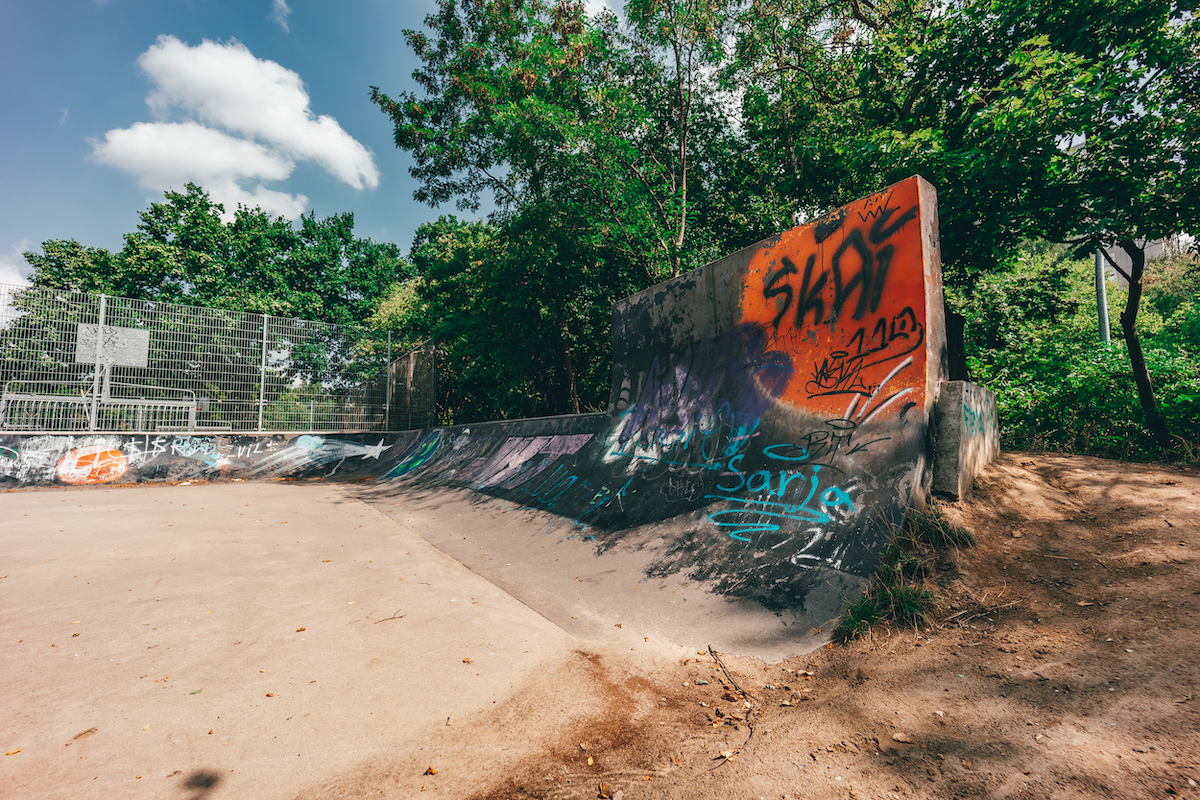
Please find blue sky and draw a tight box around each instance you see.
[0,0,462,285]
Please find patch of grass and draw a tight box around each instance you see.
[833,504,973,643]
[904,506,976,549]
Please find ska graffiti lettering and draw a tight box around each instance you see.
[762,194,918,334]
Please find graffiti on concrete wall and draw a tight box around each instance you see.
[963,392,998,439]
[932,381,1000,500]
[1,177,943,619]
[355,177,940,609]
[604,324,792,467]
[739,178,929,422]
[0,432,415,487]
[385,430,442,478]
[57,445,129,485]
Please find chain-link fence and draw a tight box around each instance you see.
[0,283,436,433]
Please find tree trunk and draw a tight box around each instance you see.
[561,325,581,415]
[1117,240,1174,451]
[944,304,969,381]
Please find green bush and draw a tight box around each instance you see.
[957,249,1200,463]
[833,506,972,643]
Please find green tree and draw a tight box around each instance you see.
[24,183,411,326]
[371,0,752,284]
[960,248,1200,461]
[371,0,770,418]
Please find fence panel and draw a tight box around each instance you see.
[0,283,432,433]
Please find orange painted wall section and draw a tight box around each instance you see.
[739,177,929,421]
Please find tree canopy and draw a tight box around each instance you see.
[23,184,413,327]
[371,0,1198,452]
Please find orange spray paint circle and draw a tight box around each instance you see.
[56,446,128,485]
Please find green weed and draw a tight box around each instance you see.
[832,505,972,643]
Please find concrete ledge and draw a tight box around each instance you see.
[933,381,1000,500]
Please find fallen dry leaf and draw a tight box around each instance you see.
[424,766,437,776]
[295,627,306,632]
[265,693,274,697]
[462,657,471,664]
[892,733,913,743]
[6,748,22,756]
[720,749,736,759]
[587,756,594,765]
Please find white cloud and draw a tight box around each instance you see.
[59,108,69,125]
[92,36,376,220]
[0,241,33,288]
[95,121,294,186]
[583,0,623,21]
[271,0,292,32]
[92,121,308,219]
[140,37,377,189]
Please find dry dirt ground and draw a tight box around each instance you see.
[459,451,1200,800]
[6,451,1199,800]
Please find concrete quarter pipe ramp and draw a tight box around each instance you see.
[1,176,946,656]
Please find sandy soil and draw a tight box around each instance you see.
[460,451,1200,800]
[5,451,1198,800]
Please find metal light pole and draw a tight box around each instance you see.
[1095,249,1112,344]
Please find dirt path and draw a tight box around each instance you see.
[468,452,1200,800]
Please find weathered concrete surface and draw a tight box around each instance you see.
[0,481,688,800]
[348,480,837,660]
[932,381,1000,499]
[0,176,948,657]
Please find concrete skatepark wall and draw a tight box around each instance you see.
[2,176,962,623]
[933,380,1000,500]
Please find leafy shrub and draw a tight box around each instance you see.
[833,506,972,642]
[956,249,1200,463]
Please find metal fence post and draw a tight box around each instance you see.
[384,330,392,431]
[89,294,107,431]
[257,315,269,432]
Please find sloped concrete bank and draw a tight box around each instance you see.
[3,176,1003,653]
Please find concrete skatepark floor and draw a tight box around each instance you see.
[3,452,1200,800]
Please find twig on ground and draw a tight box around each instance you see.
[708,645,745,696]
[942,599,1022,626]
[708,645,758,749]
[373,610,406,624]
